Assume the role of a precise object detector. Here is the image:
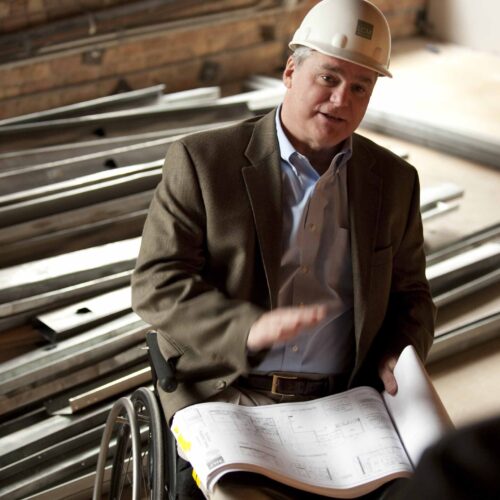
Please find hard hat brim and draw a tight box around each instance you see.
[289,41,392,78]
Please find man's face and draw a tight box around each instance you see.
[281,51,377,157]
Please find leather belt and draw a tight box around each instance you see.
[238,373,346,397]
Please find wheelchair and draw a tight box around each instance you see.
[93,330,199,500]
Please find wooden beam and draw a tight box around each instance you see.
[0,1,315,118]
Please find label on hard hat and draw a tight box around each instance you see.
[356,19,374,40]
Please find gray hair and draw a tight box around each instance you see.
[292,46,314,66]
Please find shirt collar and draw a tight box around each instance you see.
[275,106,353,171]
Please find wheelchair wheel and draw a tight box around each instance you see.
[94,388,165,500]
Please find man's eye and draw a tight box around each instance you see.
[321,75,337,85]
[352,85,367,95]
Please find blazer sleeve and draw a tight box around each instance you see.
[380,170,436,362]
[131,140,263,383]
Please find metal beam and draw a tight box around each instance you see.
[428,311,500,363]
[433,268,500,308]
[22,465,111,500]
[0,424,104,481]
[0,210,147,268]
[361,108,500,170]
[421,200,460,221]
[0,271,131,329]
[34,287,132,341]
[0,102,252,153]
[420,182,464,213]
[0,168,160,227]
[0,160,161,206]
[0,342,147,416]
[0,401,111,466]
[0,238,140,307]
[0,443,102,499]
[0,191,152,246]
[0,121,233,170]
[0,406,47,437]
[0,85,166,126]
[0,138,170,195]
[68,366,151,414]
[0,314,145,396]
[427,241,500,296]
[426,222,500,265]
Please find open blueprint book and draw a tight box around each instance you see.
[171,346,453,498]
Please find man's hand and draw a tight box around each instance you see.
[247,304,328,352]
[378,354,399,395]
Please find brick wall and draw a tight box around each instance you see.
[0,0,427,119]
[0,0,133,33]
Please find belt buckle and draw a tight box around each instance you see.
[271,374,298,396]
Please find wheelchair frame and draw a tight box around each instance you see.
[93,331,179,500]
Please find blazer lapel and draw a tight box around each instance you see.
[240,120,384,330]
[348,136,383,354]
[242,111,283,308]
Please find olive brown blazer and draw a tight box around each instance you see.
[132,110,435,419]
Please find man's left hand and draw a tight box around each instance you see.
[378,354,399,395]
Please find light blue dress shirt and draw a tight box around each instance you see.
[252,108,355,376]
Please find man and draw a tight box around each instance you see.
[132,0,435,498]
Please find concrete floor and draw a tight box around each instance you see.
[361,38,500,429]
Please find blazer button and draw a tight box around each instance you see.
[215,380,226,390]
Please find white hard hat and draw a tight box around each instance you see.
[289,0,392,77]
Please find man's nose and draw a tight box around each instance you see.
[329,85,349,106]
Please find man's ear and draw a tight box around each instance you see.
[283,56,295,89]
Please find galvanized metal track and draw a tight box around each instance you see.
[0,210,148,268]
[34,287,132,341]
[420,182,463,221]
[0,403,114,498]
[427,241,500,297]
[0,343,147,416]
[0,170,160,227]
[0,402,112,467]
[428,311,500,363]
[0,238,140,308]
[361,108,500,170]
[66,366,151,414]
[426,222,500,265]
[0,160,162,207]
[0,121,232,170]
[0,271,131,331]
[0,314,146,399]
[22,465,111,500]
[0,424,104,482]
[0,191,152,247]
[0,101,252,153]
[0,139,170,195]
[0,86,220,128]
[0,85,166,126]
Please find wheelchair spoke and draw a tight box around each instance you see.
[110,421,133,499]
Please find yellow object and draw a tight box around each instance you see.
[172,425,192,453]
[192,468,202,487]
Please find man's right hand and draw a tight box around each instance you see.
[246,304,328,352]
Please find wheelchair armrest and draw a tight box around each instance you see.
[146,331,178,393]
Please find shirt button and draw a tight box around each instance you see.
[301,266,309,274]
[292,345,299,353]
